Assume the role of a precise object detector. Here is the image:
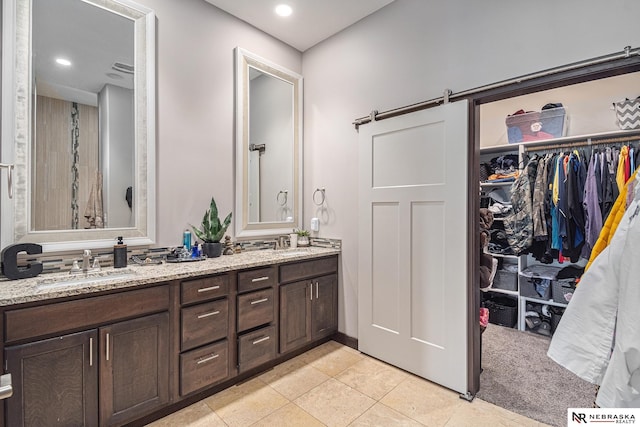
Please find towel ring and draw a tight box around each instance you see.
[277,190,288,206]
[313,188,325,206]
[0,163,14,199]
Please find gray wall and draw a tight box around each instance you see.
[301,0,640,337]
[135,0,302,247]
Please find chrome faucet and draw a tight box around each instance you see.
[275,235,288,250]
[82,249,92,273]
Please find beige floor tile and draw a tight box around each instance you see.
[145,401,225,427]
[298,340,345,364]
[294,378,376,427]
[380,376,464,426]
[305,346,364,377]
[265,363,331,400]
[203,377,289,426]
[443,398,539,427]
[259,355,308,384]
[349,402,424,426]
[336,357,408,400]
[471,399,540,427]
[252,402,326,427]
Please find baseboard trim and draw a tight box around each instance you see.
[332,331,358,350]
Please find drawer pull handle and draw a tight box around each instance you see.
[198,285,220,293]
[250,298,269,305]
[197,310,220,319]
[251,276,270,282]
[197,354,219,364]
[252,336,270,345]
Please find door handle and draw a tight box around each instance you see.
[0,374,13,400]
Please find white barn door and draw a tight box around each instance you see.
[358,100,469,394]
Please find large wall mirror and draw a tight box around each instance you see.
[1,0,156,251]
[235,48,303,238]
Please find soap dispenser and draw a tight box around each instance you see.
[113,236,127,268]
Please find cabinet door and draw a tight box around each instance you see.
[311,274,338,340]
[99,312,169,426]
[5,330,98,427]
[279,280,311,353]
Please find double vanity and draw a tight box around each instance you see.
[0,247,340,426]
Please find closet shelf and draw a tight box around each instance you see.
[487,252,517,259]
[483,287,518,297]
[481,128,640,154]
[480,181,513,188]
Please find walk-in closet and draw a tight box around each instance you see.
[476,63,640,425]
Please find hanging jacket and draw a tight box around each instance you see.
[585,169,638,272]
[583,151,603,258]
[548,176,640,407]
[563,152,586,262]
[616,145,629,192]
[503,156,538,255]
[532,155,549,240]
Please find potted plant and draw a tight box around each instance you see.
[191,197,232,258]
[294,228,310,246]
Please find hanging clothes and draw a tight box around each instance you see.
[503,155,538,255]
[563,151,586,262]
[548,173,640,407]
[585,169,639,272]
[583,151,603,257]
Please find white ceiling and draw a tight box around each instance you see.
[205,0,396,52]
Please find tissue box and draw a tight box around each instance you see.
[506,107,566,143]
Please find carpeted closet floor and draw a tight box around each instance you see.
[477,324,594,427]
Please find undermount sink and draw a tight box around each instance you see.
[37,268,137,290]
[276,249,311,257]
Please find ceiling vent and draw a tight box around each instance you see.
[112,62,134,74]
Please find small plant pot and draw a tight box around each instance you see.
[298,236,309,247]
[202,242,223,258]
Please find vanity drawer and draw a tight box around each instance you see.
[237,288,274,333]
[181,299,229,351]
[279,256,338,284]
[238,266,277,293]
[238,325,276,372]
[180,339,229,396]
[181,274,229,305]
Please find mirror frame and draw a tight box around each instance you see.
[1,0,156,251]
[234,47,303,238]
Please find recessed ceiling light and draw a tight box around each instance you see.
[275,4,292,17]
[55,58,71,66]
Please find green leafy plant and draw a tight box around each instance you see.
[294,228,310,237]
[191,197,232,243]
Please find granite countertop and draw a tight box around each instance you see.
[0,247,340,307]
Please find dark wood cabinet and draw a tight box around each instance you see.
[4,285,171,427]
[279,274,338,353]
[311,274,338,340]
[5,330,99,427]
[5,311,169,427]
[279,280,312,353]
[178,273,233,396]
[1,254,340,427]
[100,312,169,426]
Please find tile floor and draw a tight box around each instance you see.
[148,341,549,427]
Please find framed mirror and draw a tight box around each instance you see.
[1,0,156,251]
[235,48,303,238]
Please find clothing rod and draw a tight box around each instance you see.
[353,46,640,129]
[523,134,640,152]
